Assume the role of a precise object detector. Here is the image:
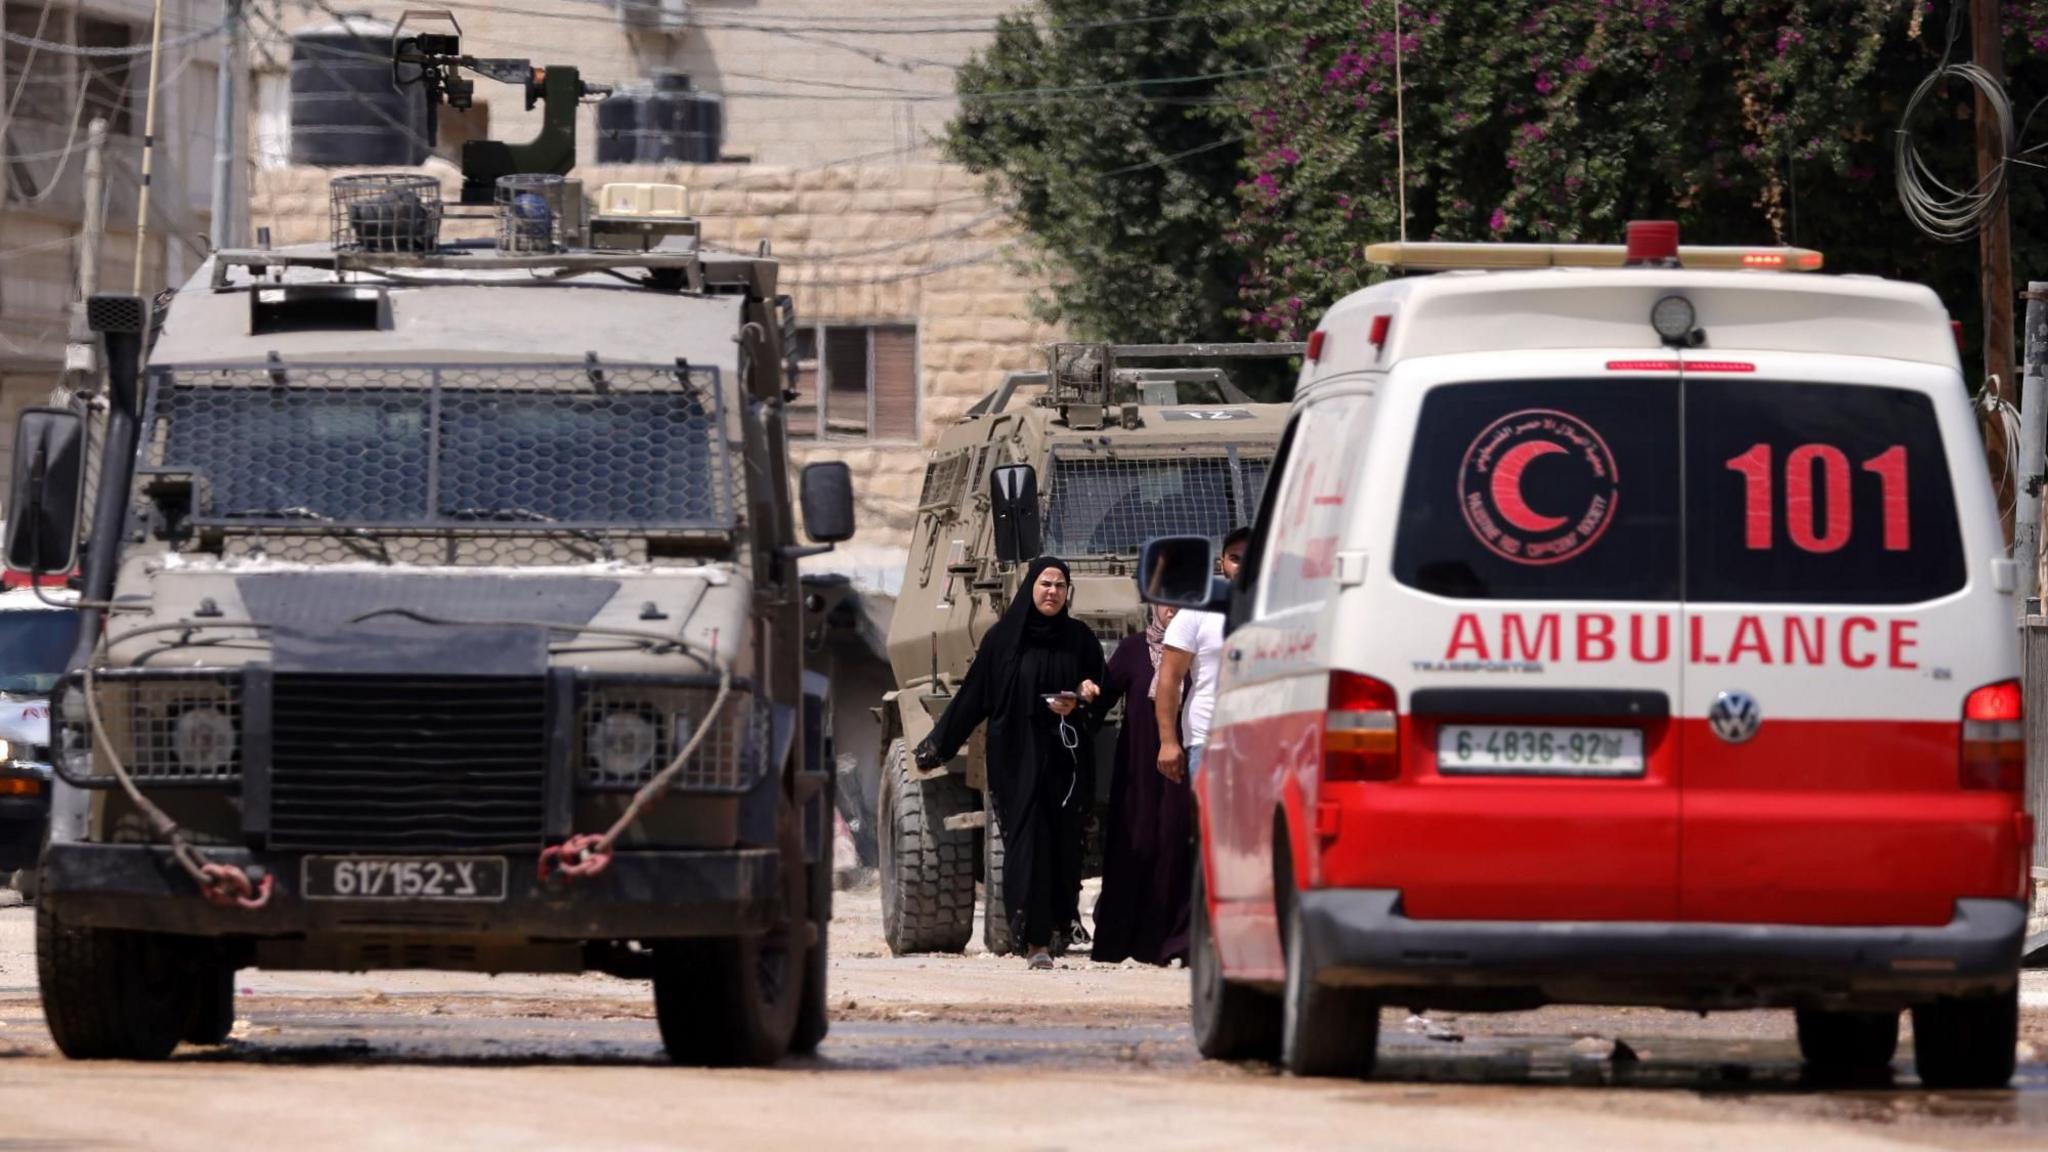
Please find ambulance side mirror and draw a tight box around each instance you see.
[1137,535,1229,611]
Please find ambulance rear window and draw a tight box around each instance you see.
[1392,377,1966,605]
[1392,379,1682,601]
[1685,380,1963,604]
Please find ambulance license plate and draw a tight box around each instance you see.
[302,856,508,901]
[1435,726,1644,777]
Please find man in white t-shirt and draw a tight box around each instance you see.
[1156,526,1249,783]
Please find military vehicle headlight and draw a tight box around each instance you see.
[173,707,236,772]
[595,711,658,778]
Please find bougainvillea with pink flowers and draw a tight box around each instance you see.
[954,1,2048,377]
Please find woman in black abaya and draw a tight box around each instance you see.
[915,557,1105,969]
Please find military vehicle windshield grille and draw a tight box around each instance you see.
[138,362,733,531]
[1043,452,1271,557]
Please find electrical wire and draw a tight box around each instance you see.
[1896,2,2013,243]
[399,0,1233,38]
[0,9,234,56]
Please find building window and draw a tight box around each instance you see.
[0,7,134,133]
[76,17,134,136]
[3,3,74,126]
[786,322,917,442]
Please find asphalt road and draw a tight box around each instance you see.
[0,885,2044,1151]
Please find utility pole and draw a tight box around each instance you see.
[209,0,245,252]
[131,0,167,294]
[1975,0,2014,396]
[2019,283,2048,614]
[63,118,110,385]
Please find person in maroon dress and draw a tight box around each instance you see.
[1089,604,1194,966]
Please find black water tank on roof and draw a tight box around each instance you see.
[289,12,431,167]
[595,71,723,164]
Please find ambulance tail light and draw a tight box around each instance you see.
[1961,679,2023,792]
[1325,672,1399,782]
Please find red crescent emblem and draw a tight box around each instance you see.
[1489,440,1569,532]
[1458,408,1620,566]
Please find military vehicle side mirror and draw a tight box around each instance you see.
[990,464,1041,564]
[5,408,88,576]
[798,461,855,546]
[1137,535,1229,612]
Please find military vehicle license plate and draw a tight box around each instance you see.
[1435,726,1645,777]
[302,856,508,901]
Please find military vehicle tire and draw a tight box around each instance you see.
[791,847,833,1054]
[981,793,1014,956]
[653,932,801,1066]
[878,738,974,955]
[183,957,237,1047]
[37,899,194,1060]
[1278,854,1378,1078]
[1190,847,1280,1060]
[1911,987,2018,1089]
[1795,1007,1897,1081]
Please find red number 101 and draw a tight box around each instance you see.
[1725,444,1909,554]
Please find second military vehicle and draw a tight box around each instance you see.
[876,343,1297,955]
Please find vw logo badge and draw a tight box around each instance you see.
[1708,691,1762,744]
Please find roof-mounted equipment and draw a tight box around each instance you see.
[1366,221,1823,274]
[391,11,615,205]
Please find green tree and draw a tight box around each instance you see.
[945,2,1250,341]
[1216,0,2048,382]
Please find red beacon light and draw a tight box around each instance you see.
[1624,220,1681,267]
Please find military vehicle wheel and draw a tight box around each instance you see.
[982,793,1014,956]
[37,899,194,1060]
[653,928,802,1066]
[790,849,833,1054]
[183,956,237,1047]
[1795,1007,1897,1081]
[1912,987,2018,1089]
[878,738,974,955]
[1190,847,1279,1060]
[1278,854,1378,1078]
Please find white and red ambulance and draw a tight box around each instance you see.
[1141,222,2029,1087]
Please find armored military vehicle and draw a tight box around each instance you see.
[876,343,1297,955]
[2,29,850,1066]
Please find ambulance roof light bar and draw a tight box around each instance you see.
[1367,226,1823,274]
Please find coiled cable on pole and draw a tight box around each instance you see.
[1896,2,2015,244]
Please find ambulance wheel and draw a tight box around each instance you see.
[1911,987,2018,1089]
[1795,1007,1897,1081]
[37,899,193,1060]
[1189,847,1279,1060]
[1277,852,1379,1078]
[878,739,975,955]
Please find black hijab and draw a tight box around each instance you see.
[978,556,1089,702]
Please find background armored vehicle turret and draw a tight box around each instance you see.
[874,342,1299,955]
[4,27,852,1068]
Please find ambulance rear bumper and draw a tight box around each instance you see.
[1299,890,2023,1011]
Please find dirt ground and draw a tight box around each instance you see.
[0,882,2044,1151]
